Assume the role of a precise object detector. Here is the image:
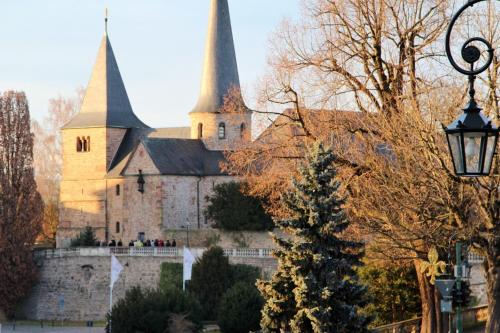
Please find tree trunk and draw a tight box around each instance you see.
[414,260,443,333]
[485,255,500,333]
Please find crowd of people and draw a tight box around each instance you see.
[95,239,177,247]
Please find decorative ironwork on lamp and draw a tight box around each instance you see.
[443,0,498,176]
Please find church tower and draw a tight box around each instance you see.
[57,19,148,246]
[190,0,252,150]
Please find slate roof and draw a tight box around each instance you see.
[106,127,226,178]
[191,0,248,114]
[63,33,148,129]
[148,127,191,139]
[141,138,226,176]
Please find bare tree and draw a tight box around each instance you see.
[32,88,82,201]
[32,89,82,245]
[225,1,490,332]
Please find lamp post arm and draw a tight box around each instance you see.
[445,0,495,76]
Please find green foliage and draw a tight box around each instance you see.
[189,246,233,320]
[259,142,370,333]
[205,181,273,231]
[159,263,183,292]
[217,282,264,333]
[187,248,261,322]
[358,261,421,327]
[231,263,261,286]
[108,286,202,333]
[70,226,97,247]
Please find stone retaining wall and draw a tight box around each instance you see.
[20,253,277,321]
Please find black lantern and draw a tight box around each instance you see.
[137,169,145,193]
[444,100,498,176]
[444,0,498,177]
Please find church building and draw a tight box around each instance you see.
[57,0,252,247]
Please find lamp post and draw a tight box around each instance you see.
[443,0,498,176]
[436,242,472,333]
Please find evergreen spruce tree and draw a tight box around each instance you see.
[71,226,97,247]
[258,142,370,333]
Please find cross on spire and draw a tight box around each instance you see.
[105,8,108,34]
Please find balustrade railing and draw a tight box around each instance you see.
[35,247,273,259]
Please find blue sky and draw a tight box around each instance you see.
[0,1,301,127]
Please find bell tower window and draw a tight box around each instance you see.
[77,136,91,152]
[197,123,203,139]
[218,122,226,139]
[76,137,83,152]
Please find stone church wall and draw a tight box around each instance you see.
[20,254,277,321]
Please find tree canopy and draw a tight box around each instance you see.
[205,181,273,231]
[0,91,44,317]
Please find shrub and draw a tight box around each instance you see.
[108,286,202,333]
[70,226,97,247]
[217,282,263,333]
[205,182,273,231]
[189,246,233,320]
[231,263,261,286]
[160,262,183,291]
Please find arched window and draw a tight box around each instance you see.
[116,221,120,234]
[218,122,226,139]
[197,123,203,139]
[240,123,246,139]
[76,137,83,152]
[82,137,88,152]
[86,136,91,152]
[116,184,120,196]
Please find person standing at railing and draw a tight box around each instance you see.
[165,239,171,247]
[117,240,123,247]
[128,240,134,247]
[172,239,176,247]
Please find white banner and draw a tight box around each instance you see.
[183,247,195,291]
[110,255,123,289]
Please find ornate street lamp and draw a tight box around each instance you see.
[444,0,498,176]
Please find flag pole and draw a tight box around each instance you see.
[183,247,186,291]
[109,272,113,332]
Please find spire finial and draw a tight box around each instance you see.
[105,8,108,34]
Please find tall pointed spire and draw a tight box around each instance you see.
[63,17,148,129]
[191,0,247,114]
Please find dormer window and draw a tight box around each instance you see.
[76,136,91,152]
[218,122,226,139]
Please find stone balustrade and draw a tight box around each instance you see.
[34,247,274,259]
